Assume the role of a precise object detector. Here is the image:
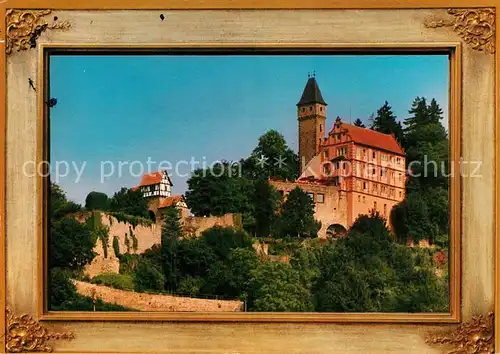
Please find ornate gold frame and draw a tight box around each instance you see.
[1,1,499,353]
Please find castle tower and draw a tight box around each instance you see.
[297,75,327,172]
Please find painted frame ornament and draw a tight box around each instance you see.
[5,9,70,55]
[424,8,496,54]
[6,308,74,353]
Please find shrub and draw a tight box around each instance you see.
[129,226,138,251]
[201,226,253,258]
[177,276,204,297]
[109,211,153,228]
[118,253,140,275]
[91,273,134,291]
[112,236,121,258]
[85,191,110,211]
[49,267,77,308]
[133,259,165,292]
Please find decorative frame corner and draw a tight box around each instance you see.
[426,312,495,353]
[5,9,71,56]
[5,308,74,353]
[424,8,496,54]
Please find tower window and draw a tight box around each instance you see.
[310,106,313,111]
[320,124,322,132]
[384,204,387,216]
[374,201,377,210]
[320,107,323,111]
[372,151,376,159]
[302,108,305,112]
[363,182,367,190]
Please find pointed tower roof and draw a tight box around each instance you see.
[297,76,327,106]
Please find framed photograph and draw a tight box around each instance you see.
[1,1,498,353]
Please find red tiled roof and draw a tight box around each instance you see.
[159,195,185,209]
[329,122,405,156]
[137,170,173,187]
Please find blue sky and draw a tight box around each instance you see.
[49,54,449,204]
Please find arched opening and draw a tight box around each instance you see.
[326,224,347,239]
[148,210,157,223]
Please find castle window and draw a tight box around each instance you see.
[317,193,325,203]
[363,182,367,190]
[320,124,323,132]
[307,192,314,201]
[310,106,313,111]
[323,164,331,176]
[399,191,402,198]
[363,196,366,203]
[374,201,377,210]
[384,204,387,216]
[372,168,376,175]
[320,107,324,111]
[324,150,329,158]
[302,108,305,112]
[372,151,376,159]
[358,195,361,202]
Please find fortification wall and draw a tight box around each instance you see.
[73,280,244,312]
[80,211,239,277]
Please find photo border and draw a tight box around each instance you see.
[1,2,498,353]
[36,43,462,324]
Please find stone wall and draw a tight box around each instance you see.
[270,180,348,238]
[80,211,240,277]
[73,280,244,312]
[183,213,240,237]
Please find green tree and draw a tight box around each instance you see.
[248,261,313,312]
[85,191,110,211]
[160,205,183,291]
[253,179,282,238]
[204,248,260,298]
[201,226,253,259]
[185,162,253,217]
[133,258,165,292]
[50,182,82,219]
[275,187,320,238]
[50,217,97,270]
[404,97,429,131]
[390,192,437,244]
[109,187,149,217]
[353,118,365,127]
[370,101,404,143]
[314,213,447,312]
[249,130,299,181]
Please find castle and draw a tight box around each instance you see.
[270,76,407,238]
[133,76,407,240]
